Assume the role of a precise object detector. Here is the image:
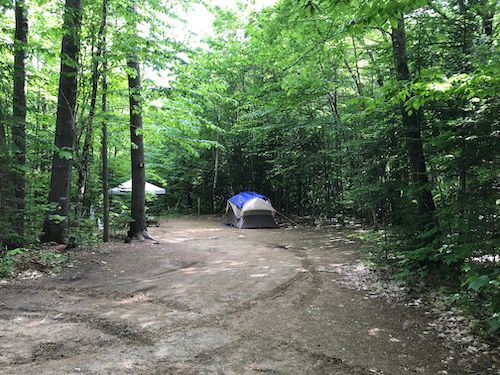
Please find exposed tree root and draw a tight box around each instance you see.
[126,229,159,244]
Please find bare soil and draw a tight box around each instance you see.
[0,218,496,374]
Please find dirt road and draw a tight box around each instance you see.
[0,218,495,374]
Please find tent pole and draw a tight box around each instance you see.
[275,210,299,226]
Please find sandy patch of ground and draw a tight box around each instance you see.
[0,217,496,374]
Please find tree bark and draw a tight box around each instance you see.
[212,106,221,213]
[0,107,9,230]
[101,60,109,242]
[351,36,363,94]
[391,17,436,216]
[99,0,109,242]
[343,59,363,96]
[12,0,28,243]
[41,0,82,244]
[127,54,147,238]
[76,0,108,222]
[327,90,343,199]
[363,43,384,88]
[479,0,494,44]
[212,146,219,213]
[0,106,5,149]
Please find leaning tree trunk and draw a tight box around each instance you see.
[391,16,436,217]
[12,0,28,244]
[127,54,147,239]
[41,0,82,244]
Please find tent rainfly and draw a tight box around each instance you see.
[223,191,278,229]
[110,179,166,195]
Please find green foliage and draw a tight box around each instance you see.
[462,266,500,335]
[467,274,489,292]
[0,248,27,277]
[40,251,68,273]
[109,197,133,238]
[0,247,69,277]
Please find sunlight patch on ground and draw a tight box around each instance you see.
[118,294,151,304]
[368,327,382,336]
[121,359,136,369]
[182,228,222,234]
[181,267,201,274]
[162,237,190,243]
[27,316,49,327]
[141,321,159,329]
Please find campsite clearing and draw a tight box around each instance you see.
[0,218,496,374]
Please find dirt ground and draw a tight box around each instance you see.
[0,218,496,374]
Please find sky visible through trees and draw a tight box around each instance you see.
[0,0,498,336]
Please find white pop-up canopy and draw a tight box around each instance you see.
[110,179,166,195]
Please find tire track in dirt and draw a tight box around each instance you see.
[46,310,155,345]
[293,254,323,308]
[270,245,323,308]
[1,283,195,313]
[233,329,371,374]
[162,337,248,375]
[2,244,322,346]
[2,283,135,299]
[144,248,330,373]
[61,312,155,345]
[150,271,308,338]
[0,304,154,346]
[148,246,323,338]
[1,235,327,373]
[146,260,200,278]
[147,327,374,375]
[9,337,115,366]
[3,242,318,341]
[222,245,322,313]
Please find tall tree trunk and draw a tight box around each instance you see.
[127,53,147,238]
[12,0,28,243]
[327,90,343,200]
[212,106,221,213]
[343,59,363,96]
[101,60,109,242]
[100,0,109,242]
[76,0,108,222]
[479,0,494,50]
[482,10,493,38]
[351,36,363,94]
[391,16,436,216]
[212,146,219,212]
[0,107,8,232]
[0,108,5,149]
[363,43,384,88]
[41,0,82,244]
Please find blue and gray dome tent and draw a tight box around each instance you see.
[223,191,278,228]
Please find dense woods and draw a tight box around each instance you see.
[0,0,498,334]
